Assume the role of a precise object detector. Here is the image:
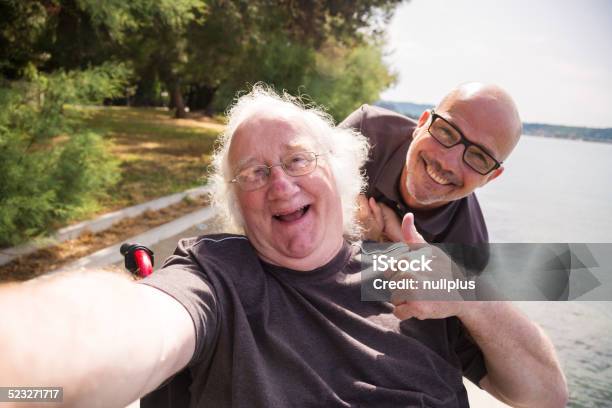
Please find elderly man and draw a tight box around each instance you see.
[0,86,566,407]
[342,83,521,247]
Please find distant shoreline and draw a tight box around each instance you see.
[523,132,612,144]
[521,123,612,144]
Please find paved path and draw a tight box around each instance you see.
[55,207,218,273]
[1,186,210,267]
[130,223,214,270]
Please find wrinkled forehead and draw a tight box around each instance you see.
[228,114,319,169]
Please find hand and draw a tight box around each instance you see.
[398,212,425,244]
[356,195,405,242]
[357,195,384,241]
[391,213,467,320]
[378,202,403,242]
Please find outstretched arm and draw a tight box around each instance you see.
[0,269,195,407]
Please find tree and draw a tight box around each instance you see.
[0,0,50,78]
[304,39,397,120]
[2,0,404,117]
[117,0,207,116]
[183,0,402,115]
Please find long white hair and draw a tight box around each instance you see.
[209,84,369,238]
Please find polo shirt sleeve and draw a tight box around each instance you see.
[138,238,219,367]
[339,105,367,131]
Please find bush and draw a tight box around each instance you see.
[0,64,128,246]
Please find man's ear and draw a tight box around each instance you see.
[417,110,431,128]
[483,166,504,185]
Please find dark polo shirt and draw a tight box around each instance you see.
[140,234,486,407]
[340,104,489,246]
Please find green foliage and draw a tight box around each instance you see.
[214,38,396,122]
[126,0,401,115]
[0,1,403,245]
[211,33,316,111]
[269,0,402,47]
[79,0,205,36]
[0,0,49,78]
[304,40,397,121]
[2,0,402,118]
[0,65,128,246]
[0,0,205,76]
[49,62,132,105]
[51,132,119,219]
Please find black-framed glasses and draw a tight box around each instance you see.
[427,109,502,175]
[230,151,320,191]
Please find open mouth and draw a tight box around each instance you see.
[273,204,311,223]
[422,156,452,186]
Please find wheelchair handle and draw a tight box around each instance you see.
[120,243,154,277]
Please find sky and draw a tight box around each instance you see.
[380,0,612,128]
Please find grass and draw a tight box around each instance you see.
[67,105,224,214]
[0,107,222,279]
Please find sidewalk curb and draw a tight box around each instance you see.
[0,186,210,267]
[55,206,217,273]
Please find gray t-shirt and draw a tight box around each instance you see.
[139,234,486,407]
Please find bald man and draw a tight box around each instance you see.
[341,83,522,253]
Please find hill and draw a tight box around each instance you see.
[521,123,612,144]
[374,101,433,119]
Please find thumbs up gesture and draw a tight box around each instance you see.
[400,213,425,245]
[390,213,468,321]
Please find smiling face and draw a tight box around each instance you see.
[401,84,521,210]
[228,114,344,271]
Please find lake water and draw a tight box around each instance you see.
[477,135,612,243]
[476,135,612,407]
